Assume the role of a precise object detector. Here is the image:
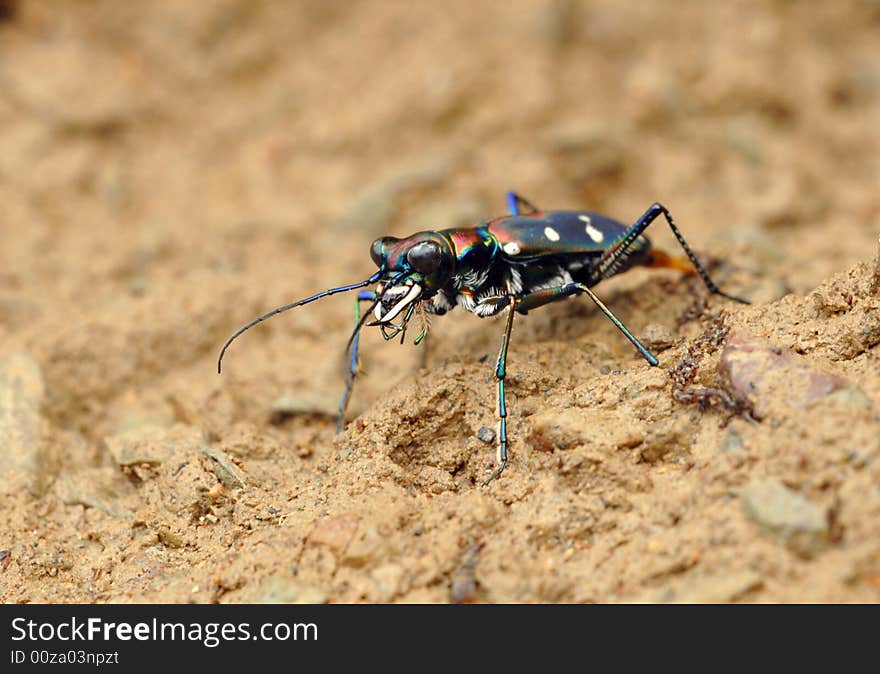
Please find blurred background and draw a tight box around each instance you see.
[0,0,878,432]
[0,0,879,603]
[2,0,878,422]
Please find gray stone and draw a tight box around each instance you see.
[718,428,745,454]
[741,479,829,558]
[269,392,339,424]
[0,352,49,496]
[250,573,327,604]
[640,323,676,352]
[824,386,873,410]
[720,333,850,419]
[201,446,247,488]
[476,427,496,444]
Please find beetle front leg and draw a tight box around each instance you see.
[337,290,378,432]
[484,295,518,485]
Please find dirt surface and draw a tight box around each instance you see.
[1,1,879,603]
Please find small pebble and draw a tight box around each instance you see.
[720,333,850,418]
[476,427,496,444]
[202,446,247,488]
[157,529,185,549]
[251,573,328,604]
[269,392,339,424]
[0,352,48,496]
[641,323,676,351]
[741,479,829,558]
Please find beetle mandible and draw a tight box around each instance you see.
[218,192,748,484]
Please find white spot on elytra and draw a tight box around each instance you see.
[503,241,521,256]
[544,226,560,242]
[580,215,604,243]
[586,225,604,243]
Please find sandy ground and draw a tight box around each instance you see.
[0,1,878,603]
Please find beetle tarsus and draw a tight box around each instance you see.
[483,457,508,486]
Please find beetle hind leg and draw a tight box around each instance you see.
[594,203,750,305]
[500,283,659,366]
[505,191,540,216]
[476,283,659,487]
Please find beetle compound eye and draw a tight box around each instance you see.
[407,241,442,274]
[370,238,386,267]
[370,237,397,267]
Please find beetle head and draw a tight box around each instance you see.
[368,232,454,327]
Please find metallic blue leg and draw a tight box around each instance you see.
[514,282,658,366]
[577,284,658,366]
[337,290,378,432]
[594,203,749,304]
[484,295,517,485]
[505,191,540,216]
[479,280,657,485]
[506,191,519,216]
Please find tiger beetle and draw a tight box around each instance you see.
[218,192,749,485]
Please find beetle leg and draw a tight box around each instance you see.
[505,191,540,216]
[594,203,750,304]
[484,295,518,485]
[576,284,659,366]
[513,283,659,366]
[337,290,378,432]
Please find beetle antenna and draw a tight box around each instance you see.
[217,271,383,374]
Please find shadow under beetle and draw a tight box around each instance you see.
[218,192,749,484]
